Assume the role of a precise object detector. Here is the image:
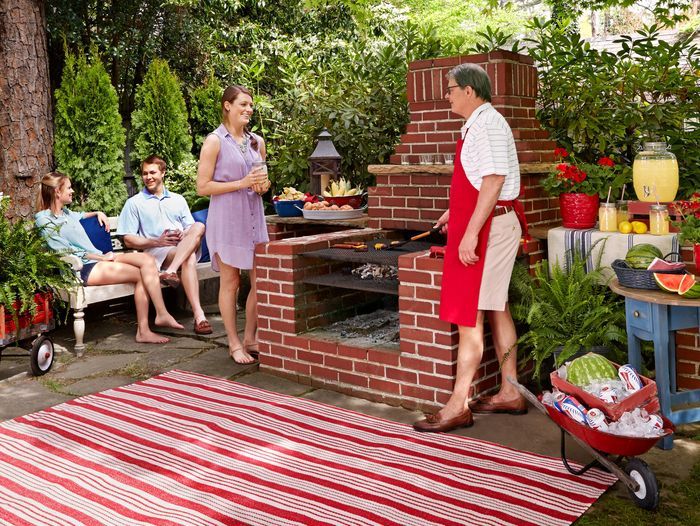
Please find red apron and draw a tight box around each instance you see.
[439,138,529,327]
[439,137,491,327]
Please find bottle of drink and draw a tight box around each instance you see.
[618,364,643,392]
[585,408,609,431]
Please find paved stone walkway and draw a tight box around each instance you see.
[1,305,698,510]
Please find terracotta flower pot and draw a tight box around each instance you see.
[559,193,599,229]
[694,243,700,271]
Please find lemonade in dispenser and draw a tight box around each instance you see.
[632,142,678,202]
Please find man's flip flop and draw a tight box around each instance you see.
[159,271,180,288]
[194,319,213,335]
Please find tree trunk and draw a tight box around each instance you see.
[0,0,53,220]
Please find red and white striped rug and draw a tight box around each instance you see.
[0,370,615,525]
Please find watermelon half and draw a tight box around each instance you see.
[654,273,686,293]
[679,273,700,299]
[567,352,618,386]
[625,244,664,269]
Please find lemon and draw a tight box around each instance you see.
[618,221,633,234]
[631,221,648,234]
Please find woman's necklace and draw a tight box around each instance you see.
[236,134,249,155]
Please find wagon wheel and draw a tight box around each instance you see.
[625,458,659,510]
[29,336,54,376]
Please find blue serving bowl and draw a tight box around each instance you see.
[273,199,304,217]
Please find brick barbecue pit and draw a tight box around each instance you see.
[255,51,559,411]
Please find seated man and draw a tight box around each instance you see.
[117,155,212,335]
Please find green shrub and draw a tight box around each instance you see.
[53,50,127,215]
[165,156,202,209]
[217,7,439,194]
[0,197,78,332]
[527,18,700,197]
[510,248,627,379]
[189,76,224,152]
[131,59,192,171]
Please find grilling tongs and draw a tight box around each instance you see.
[381,225,442,250]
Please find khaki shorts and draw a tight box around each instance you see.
[478,211,521,311]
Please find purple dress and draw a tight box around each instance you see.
[206,125,269,271]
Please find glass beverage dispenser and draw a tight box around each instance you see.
[632,142,678,202]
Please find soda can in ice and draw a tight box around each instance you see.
[561,396,587,425]
[618,364,643,392]
[552,391,567,413]
[585,408,609,431]
[599,385,618,404]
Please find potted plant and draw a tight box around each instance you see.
[510,249,627,380]
[0,194,78,339]
[672,193,700,270]
[541,148,630,229]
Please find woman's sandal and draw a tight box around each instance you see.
[229,346,258,365]
[243,341,260,357]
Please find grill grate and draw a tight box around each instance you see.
[301,239,437,266]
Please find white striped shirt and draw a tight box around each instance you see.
[460,103,520,200]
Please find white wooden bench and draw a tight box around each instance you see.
[59,217,217,355]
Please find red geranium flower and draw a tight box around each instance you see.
[543,149,626,198]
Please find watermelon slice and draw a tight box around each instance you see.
[679,274,700,299]
[647,258,686,272]
[654,273,686,293]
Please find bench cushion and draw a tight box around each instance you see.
[191,208,210,263]
[80,216,113,254]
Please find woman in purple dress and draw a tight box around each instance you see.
[197,85,270,364]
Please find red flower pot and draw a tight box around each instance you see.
[694,243,700,271]
[559,193,600,229]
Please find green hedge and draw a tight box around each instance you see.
[53,50,127,215]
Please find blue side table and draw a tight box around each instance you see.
[610,279,700,449]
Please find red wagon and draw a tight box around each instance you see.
[512,379,673,511]
[0,292,56,376]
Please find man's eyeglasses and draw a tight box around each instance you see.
[445,84,462,94]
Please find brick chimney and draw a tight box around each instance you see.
[391,51,554,164]
[369,51,559,232]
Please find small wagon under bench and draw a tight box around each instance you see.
[0,292,56,376]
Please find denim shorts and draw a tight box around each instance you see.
[80,262,97,284]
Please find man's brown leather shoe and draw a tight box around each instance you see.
[468,394,494,411]
[469,396,528,415]
[413,409,474,433]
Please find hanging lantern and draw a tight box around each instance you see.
[308,128,341,195]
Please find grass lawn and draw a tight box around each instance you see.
[578,426,700,525]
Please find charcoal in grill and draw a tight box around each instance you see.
[351,263,398,280]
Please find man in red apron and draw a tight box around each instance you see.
[414,64,528,433]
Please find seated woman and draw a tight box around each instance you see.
[35,172,183,344]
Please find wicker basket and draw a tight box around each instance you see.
[612,254,685,290]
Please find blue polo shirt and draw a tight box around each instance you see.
[35,208,103,264]
[117,188,194,239]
